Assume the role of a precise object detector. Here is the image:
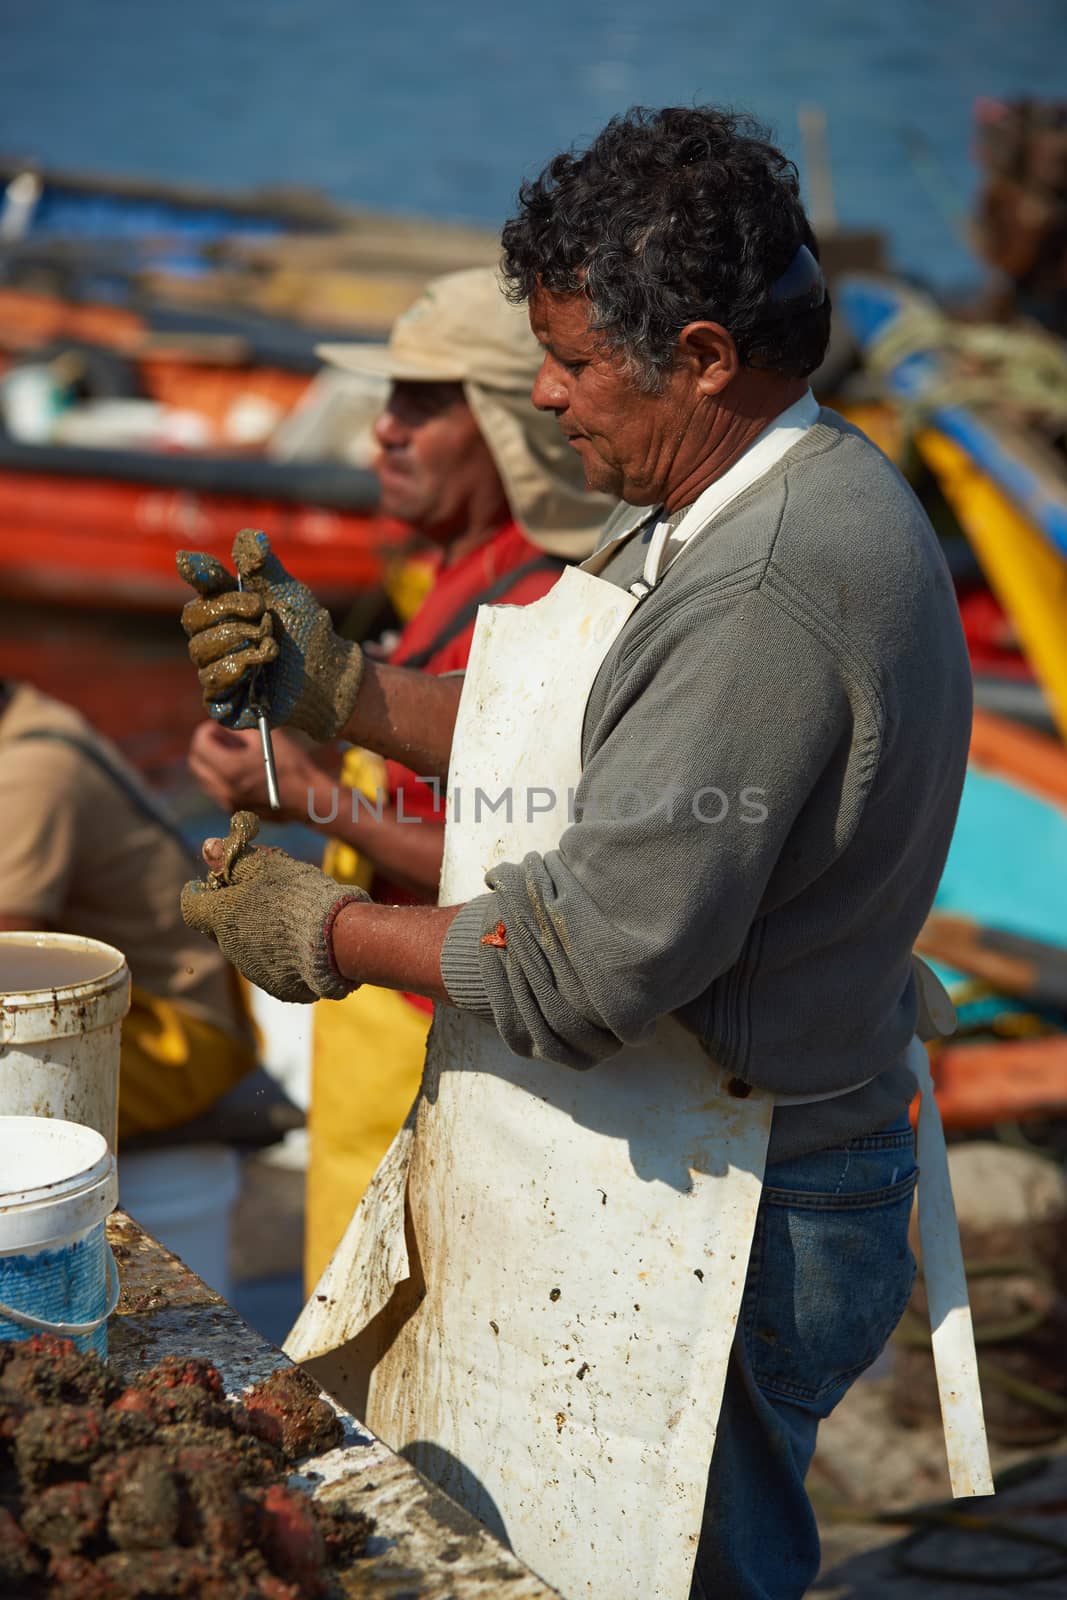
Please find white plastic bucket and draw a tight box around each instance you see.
[119,1144,240,1302]
[0,1116,119,1358]
[0,932,131,1150]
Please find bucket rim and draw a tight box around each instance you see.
[0,933,130,1046]
[0,1118,117,1255]
[0,1116,114,1209]
[0,932,127,999]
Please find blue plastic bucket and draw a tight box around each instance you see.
[0,1117,119,1359]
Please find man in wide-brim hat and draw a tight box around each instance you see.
[185,265,611,1287]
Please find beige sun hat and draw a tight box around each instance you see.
[315,267,614,558]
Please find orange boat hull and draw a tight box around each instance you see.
[0,467,406,609]
[915,1035,1067,1131]
[916,710,1067,1132]
[0,287,314,436]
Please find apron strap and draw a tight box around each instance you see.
[909,1036,994,1497]
[774,1074,876,1106]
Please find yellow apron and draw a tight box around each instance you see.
[306,745,431,1289]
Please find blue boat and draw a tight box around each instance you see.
[838,274,1067,560]
[930,757,1067,1026]
[0,158,346,278]
[837,273,1067,745]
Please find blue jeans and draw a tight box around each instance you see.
[691,1115,919,1599]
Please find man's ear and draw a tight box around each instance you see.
[677,321,739,396]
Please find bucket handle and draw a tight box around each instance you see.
[0,1243,120,1337]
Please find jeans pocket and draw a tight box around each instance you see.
[743,1158,918,1416]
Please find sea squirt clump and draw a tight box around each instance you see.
[0,1335,371,1598]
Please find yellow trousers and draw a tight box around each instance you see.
[119,984,255,1142]
[306,740,432,1290]
[305,982,430,1291]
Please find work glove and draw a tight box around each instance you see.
[180,812,369,1003]
[177,528,365,740]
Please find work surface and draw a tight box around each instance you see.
[107,1212,558,1600]
[109,1210,1067,1599]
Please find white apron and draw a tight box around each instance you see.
[288,555,991,1600]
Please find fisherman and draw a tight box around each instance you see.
[185,266,610,1287]
[0,678,256,1141]
[177,107,985,1600]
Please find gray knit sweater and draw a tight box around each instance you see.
[440,410,972,1161]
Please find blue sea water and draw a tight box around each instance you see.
[1,0,1064,291]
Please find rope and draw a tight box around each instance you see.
[894,1258,1061,1350]
[814,1457,1067,1584]
[864,299,1067,440]
[895,1511,1067,1584]
[894,1255,1067,1443]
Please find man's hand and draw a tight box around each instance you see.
[187,722,324,823]
[177,529,365,740]
[180,814,369,1003]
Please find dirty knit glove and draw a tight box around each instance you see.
[180,813,369,1003]
[177,528,364,739]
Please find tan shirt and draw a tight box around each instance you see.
[0,683,244,1039]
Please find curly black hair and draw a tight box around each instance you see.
[501,106,831,388]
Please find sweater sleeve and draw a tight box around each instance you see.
[440,586,876,1066]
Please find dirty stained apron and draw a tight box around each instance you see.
[288,559,992,1600]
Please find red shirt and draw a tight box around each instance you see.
[391,520,563,674]
[374,518,563,917]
